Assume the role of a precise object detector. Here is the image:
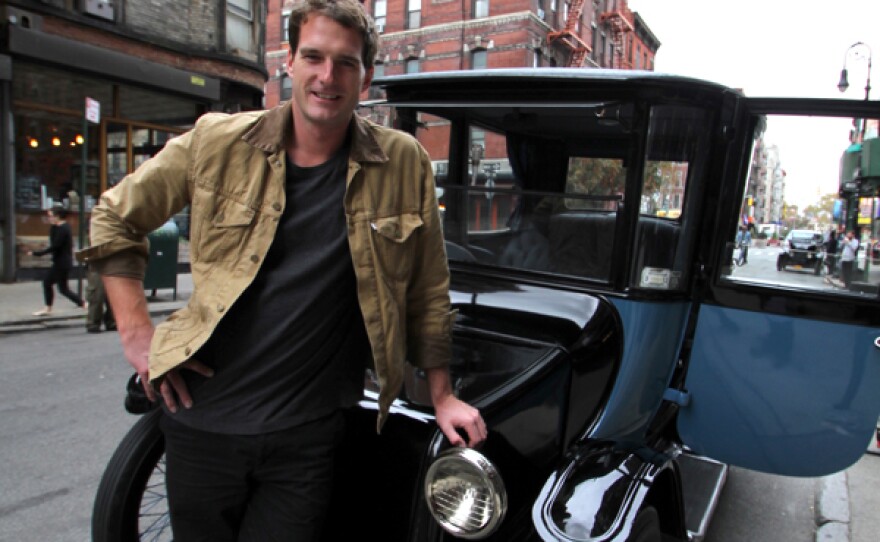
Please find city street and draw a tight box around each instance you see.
[0,318,862,542]
[0,324,136,542]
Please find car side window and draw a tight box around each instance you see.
[719,113,880,298]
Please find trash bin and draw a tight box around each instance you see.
[143,219,179,300]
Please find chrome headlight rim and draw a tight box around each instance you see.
[424,447,507,540]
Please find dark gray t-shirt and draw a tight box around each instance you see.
[169,144,369,435]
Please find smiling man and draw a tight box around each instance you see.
[80,0,486,540]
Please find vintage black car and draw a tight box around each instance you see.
[777,229,824,274]
[93,69,880,542]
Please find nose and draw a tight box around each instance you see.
[317,59,335,82]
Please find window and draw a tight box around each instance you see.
[406,58,420,74]
[281,75,292,102]
[282,11,290,43]
[227,0,255,53]
[471,50,487,70]
[374,0,387,33]
[407,0,421,29]
[474,0,489,18]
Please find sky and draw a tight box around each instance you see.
[628,0,880,209]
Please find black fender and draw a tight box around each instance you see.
[531,442,686,541]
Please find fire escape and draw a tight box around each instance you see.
[599,4,634,69]
[546,0,591,67]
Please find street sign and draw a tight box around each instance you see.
[85,97,100,124]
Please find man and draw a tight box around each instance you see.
[29,206,86,316]
[79,1,486,539]
[839,229,860,287]
[734,224,751,266]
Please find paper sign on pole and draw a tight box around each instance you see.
[85,97,100,124]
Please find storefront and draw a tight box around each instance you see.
[0,21,260,282]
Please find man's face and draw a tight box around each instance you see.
[286,14,373,131]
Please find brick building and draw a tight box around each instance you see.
[264,0,659,108]
[0,0,269,281]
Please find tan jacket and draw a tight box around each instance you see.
[79,102,455,430]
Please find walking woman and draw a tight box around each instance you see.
[29,207,85,316]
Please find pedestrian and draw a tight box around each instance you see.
[839,229,860,287]
[824,228,838,276]
[735,224,751,265]
[78,1,486,540]
[29,206,86,316]
[85,263,115,333]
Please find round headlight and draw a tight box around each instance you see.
[424,447,507,539]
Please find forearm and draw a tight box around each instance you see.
[102,275,153,339]
[426,366,455,406]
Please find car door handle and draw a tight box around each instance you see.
[875,336,880,350]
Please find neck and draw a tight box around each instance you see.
[286,113,350,168]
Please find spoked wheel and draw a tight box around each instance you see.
[92,408,170,542]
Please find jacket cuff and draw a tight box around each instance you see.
[85,250,148,280]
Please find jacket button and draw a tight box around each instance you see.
[184,347,192,356]
[250,254,260,263]
[273,202,282,211]
[216,304,225,313]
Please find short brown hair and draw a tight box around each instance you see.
[288,0,379,69]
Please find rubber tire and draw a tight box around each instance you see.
[92,408,168,542]
[777,256,785,271]
[626,505,662,542]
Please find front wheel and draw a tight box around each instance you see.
[92,409,170,542]
[626,505,662,542]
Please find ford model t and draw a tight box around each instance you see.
[93,69,880,541]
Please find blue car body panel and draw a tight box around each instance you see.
[679,304,880,476]
[590,299,691,441]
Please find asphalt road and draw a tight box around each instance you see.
[1,320,827,542]
[0,324,134,542]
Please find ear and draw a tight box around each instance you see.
[361,66,374,93]
[285,48,295,78]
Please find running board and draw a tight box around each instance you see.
[676,452,728,542]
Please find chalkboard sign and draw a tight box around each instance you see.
[15,176,42,210]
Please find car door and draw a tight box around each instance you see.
[678,96,880,477]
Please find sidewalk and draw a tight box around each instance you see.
[0,273,877,540]
[0,274,192,333]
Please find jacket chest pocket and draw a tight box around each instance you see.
[369,213,423,281]
[192,195,257,263]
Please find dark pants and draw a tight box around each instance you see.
[85,268,115,330]
[160,411,344,542]
[42,266,83,307]
[841,260,855,287]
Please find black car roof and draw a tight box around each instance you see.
[370,68,738,104]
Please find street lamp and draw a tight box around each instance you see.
[837,41,872,99]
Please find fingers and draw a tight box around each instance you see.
[438,403,488,448]
[139,371,156,403]
[158,360,214,413]
[183,358,215,378]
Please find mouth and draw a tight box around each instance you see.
[312,91,341,101]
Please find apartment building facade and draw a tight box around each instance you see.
[0,0,270,281]
[264,0,659,108]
